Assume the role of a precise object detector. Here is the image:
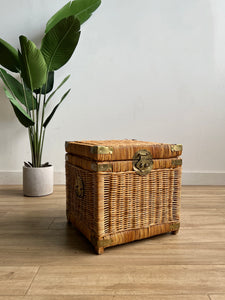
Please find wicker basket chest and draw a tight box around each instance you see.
[65,140,182,254]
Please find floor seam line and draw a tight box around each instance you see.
[24,266,40,296]
[47,217,55,229]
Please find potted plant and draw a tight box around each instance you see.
[0,0,101,196]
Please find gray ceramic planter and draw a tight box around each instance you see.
[23,165,53,197]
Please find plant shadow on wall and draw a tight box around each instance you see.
[0,0,101,196]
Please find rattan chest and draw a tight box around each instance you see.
[65,140,182,254]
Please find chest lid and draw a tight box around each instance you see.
[65,140,182,162]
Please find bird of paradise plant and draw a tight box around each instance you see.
[0,0,101,167]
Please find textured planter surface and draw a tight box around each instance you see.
[23,166,53,197]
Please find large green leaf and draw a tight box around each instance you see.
[34,71,54,94]
[41,16,80,71]
[45,74,70,106]
[45,0,101,33]
[0,68,36,110]
[43,89,70,128]
[19,36,47,90]
[0,38,20,72]
[4,88,34,127]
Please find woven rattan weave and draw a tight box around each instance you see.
[65,140,182,254]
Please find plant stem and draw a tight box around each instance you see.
[27,81,38,167]
[21,77,36,166]
[39,127,46,166]
[38,72,49,166]
[36,93,41,166]
[31,96,37,167]
[28,127,34,166]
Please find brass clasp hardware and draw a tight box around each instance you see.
[133,150,153,176]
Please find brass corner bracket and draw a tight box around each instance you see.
[91,235,113,248]
[91,163,112,172]
[170,223,180,231]
[171,144,183,152]
[90,146,113,155]
[172,159,182,167]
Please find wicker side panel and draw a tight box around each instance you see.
[103,168,181,236]
[66,162,99,236]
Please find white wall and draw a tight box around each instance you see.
[1,0,225,185]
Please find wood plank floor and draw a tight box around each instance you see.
[0,185,224,299]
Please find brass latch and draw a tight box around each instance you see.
[133,150,153,176]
